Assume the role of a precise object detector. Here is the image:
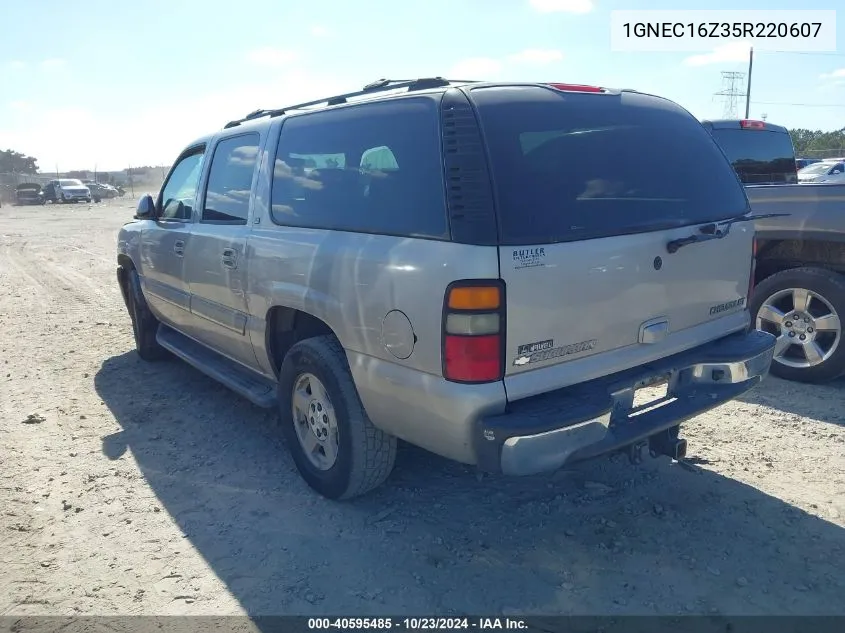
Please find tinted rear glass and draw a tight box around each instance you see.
[270,97,448,239]
[470,87,749,245]
[707,128,798,184]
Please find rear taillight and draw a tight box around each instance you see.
[546,83,604,93]
[442,281,505,383]
[739,119,766,130]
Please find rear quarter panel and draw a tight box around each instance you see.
[245,229,501,377]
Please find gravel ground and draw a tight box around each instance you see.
[1,201,843,617]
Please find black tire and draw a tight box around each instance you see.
[751,266,845,383]
[125,268,169,361]
[278,335,397,499]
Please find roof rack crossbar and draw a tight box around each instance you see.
[223,77,480,129]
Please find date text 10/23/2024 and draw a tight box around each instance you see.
[307,618,529,630]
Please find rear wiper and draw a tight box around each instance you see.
[666,212,789,254]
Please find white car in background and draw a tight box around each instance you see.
[54,179,92,203]
[797,159,845,183]
[811,171,845,184]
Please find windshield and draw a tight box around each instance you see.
[58,179,83,186]
[707,128,797,184]
[471,87,749,245]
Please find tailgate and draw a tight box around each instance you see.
[501,226,752,375]
[467,83,753,397]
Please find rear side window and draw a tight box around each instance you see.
[470,87,750,246]
[270,97,448,238]
[202,133,260,225]
[707,128,797,184]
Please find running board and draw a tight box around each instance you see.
[156,325,277,408]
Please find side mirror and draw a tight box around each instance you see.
[135,194,156,220]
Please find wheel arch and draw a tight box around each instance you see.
[755,237,845,284]
[264,305,337,376]
[116,254,135,308]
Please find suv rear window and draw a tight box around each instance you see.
[707,127,797,185]
[470,87,749,246]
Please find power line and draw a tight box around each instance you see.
[764,50,845,58]
[751,101,845,108]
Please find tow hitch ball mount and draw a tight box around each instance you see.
[648,425,687,461]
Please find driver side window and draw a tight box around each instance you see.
[159,150,205,220]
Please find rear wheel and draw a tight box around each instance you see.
[752,267,845,383]
[278,335,397,499]
[125,269,169,361]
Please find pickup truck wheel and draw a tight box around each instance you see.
[125,269,169,361]
[751,267,845,383]
[278,335,397,499]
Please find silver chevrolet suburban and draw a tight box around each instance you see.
[116,78,777,499]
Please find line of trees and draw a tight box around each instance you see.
[0,149,39,174]
[789,128,845,156]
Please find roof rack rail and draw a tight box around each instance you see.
[222,76,480,129]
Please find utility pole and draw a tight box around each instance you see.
[745,46,754,119]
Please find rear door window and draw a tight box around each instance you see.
[470,86,749,246]
[707,128,798,184]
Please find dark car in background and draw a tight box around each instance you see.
[41,182,58,203]
[14,183,45,205]
[701,119,798,185]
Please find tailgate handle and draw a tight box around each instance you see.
[639,318,669,344]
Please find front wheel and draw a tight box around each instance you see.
[751,267,845,383]
[277,335,397,499]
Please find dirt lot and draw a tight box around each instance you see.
[1,201,843,617]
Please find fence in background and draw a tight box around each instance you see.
[800,148,845,159]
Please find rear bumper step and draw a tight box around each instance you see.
[474,329,776,476]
